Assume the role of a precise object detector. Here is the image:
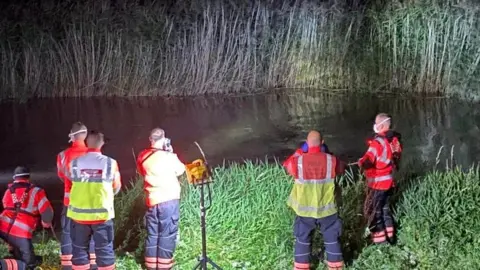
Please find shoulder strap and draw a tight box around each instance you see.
[5,183,38,217]
[139,148,161,166]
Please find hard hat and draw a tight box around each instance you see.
[13,166,30,179]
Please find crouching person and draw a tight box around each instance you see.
[68,131,121,270]
[137,128,186,270]
[0,166,53,269]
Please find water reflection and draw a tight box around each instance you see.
[0,91,478,204]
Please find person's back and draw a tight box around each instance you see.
[56,122,95,270]
[284,131,345,270]
[287,149,342,219]
[56,122,88,206]
[68,142,121,223]
[0,179,53,239]
[0,166,53,269]
[67,131,120,270]
[137,128,185,270]
[359,113,402,245]
[137,148,185,207]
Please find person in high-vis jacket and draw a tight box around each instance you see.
[282,140,331,168]
[68,131,121,270]
[358,113,402,244]
[283,131,346,270]
[136,128,185,270]
[0,166,54,269]
[56,122,97,269]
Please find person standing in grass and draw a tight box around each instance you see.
[358,113,402,245]
[56,122,97,270]
[283,130,346,270]
[68,131,121,270]
[136,128,185,270]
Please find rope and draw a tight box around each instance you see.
[49,226,59,242]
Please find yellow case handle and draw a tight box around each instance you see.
[185,159,209,184]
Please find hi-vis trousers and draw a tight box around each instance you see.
[144,199,180,270]
[71,219,115,270]
[367,188,395,244]
[293,213,344,270]
[61,206,96,269]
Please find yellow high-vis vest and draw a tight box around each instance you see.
[67,152,116,221]
[287,153,338,219]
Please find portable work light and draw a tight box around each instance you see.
[184,143,222,270]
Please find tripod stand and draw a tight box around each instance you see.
[192,178,222,270]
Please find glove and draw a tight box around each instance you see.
[42,221,51,228]
[359,158,375,169]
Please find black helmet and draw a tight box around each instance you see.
[13,166,30,179]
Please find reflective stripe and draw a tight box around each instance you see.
[375,137,391,164]
[327,261,344,268]
[59,151,66,169]
[68,206,109,214]
[0,215,33,233]
[71,158,113,183]
[298,156,303,180]
[22,187,40,213]
[287,197,336,213]
[367,175,392,183]
[37,197,48,210]
[295,155,334,184]
[294,262,310,269]
[64,192,70,198]
[72,159,79,180]
[106,158,112,180]
[367,147,377,157]
[59,151,69,177]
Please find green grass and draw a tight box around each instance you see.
[1,0,479,100]
[1,158,478,269]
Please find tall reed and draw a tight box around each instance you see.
[0,0,479,100]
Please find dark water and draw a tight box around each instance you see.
[0,90,479,227]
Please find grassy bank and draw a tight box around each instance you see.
[1,160,478,269]
[1,0,479,100]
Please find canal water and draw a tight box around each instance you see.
[0,90,479,228]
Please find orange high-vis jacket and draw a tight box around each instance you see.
[0,179,53,239]
[56,140,88,206]
[136,148,186,207]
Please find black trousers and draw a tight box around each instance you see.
[366,188,394,243]
[0,231,37,269]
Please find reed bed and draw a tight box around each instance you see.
[1,0,479,100]
[1,153,478,269]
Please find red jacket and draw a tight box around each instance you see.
[283,146,345,178]
[0,179,53,239]
[57,140,88,206]
[359,134,402,190]
[282,148,304,172]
